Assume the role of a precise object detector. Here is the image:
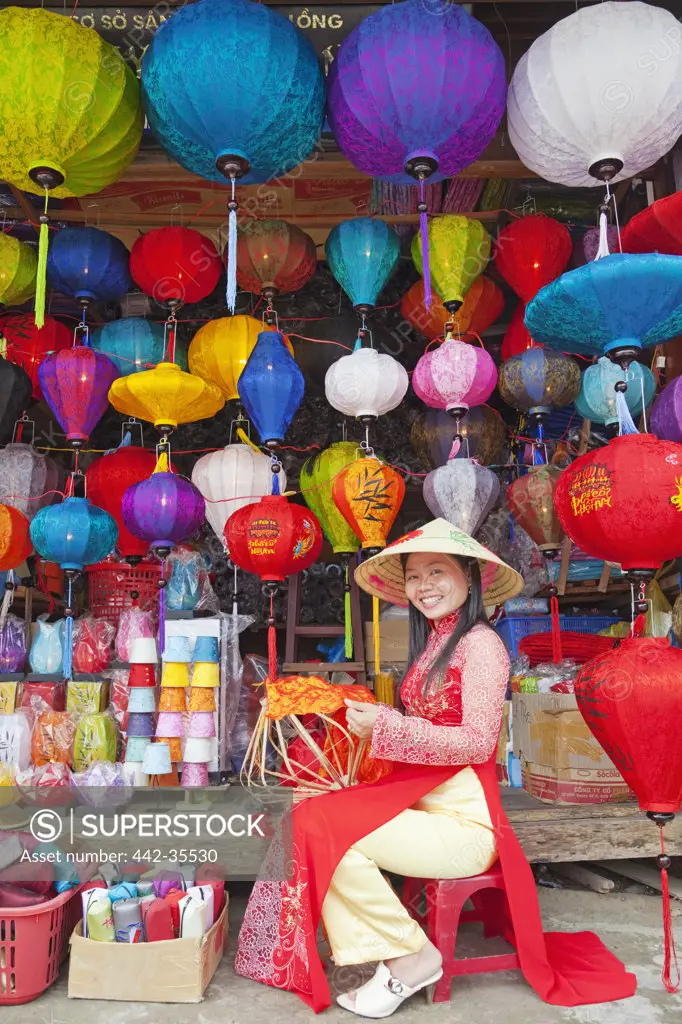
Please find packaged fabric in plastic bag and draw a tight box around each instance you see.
[15,762,73,806]
[32,710,75,767]
[72,761,136,809]
[166,546,219,613]
[29,616,65,674]
[0,712,31,770]
[73,712,119,772]
[106,668,130,733]
[0,614,27,673]
[72,615,115,673]
[0,763,18,808]
[115,606,154,663]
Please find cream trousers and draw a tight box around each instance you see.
[320,767,498,966]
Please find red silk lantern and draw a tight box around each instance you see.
[495,214,572,303]
[225,494,323,583]
[507,465,563,556]
[554,434,682,573]
[130,227,222,305]
[85,446,158,561]
[621,191,682,255]
[0,314,71,399]
[237,220,317,300]
[501,302,540,361]
[0,504,31,570]
[400,277,504,341]
[332,457,405,553]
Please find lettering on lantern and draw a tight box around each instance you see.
[247,518,280,557]
[568,463,613,517]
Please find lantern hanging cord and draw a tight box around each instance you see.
[595,182,612,261]
[63,576,73,681]
[658,826,681,993]
[418,178,432,310]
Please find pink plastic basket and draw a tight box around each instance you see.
[0,884,83,1005]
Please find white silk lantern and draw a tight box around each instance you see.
[325,342,408,422]
[191,444,286,545]
[423,459,500,536]
[508,1,682,186]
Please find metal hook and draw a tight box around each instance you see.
[122,418,144,447]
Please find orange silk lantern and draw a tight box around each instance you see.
[332,457,405,553]
[401,276,504,341]
[0,504,32,570]
[507,465,563,557]
[237,219,317,300]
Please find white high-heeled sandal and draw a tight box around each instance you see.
[336,961,444,1019]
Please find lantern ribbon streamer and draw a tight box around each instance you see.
[595,207,611,261]
[227,178,237,314]
[236,426,262,455]
[372,595,380,677]
[419,180,432,310]
[158,558,166,655]
[344,563,353,660]
[35,190,50,330]
[550,593,563,664]
[616,389,639,435]
[63,576,73,680]
[659,827,681,993]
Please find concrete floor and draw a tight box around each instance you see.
[7,888,682,1024]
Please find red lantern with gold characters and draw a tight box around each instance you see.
[225,494,323,583]
[0,504,32,570]
[554,434,682,574]
[507,465,563,557]
[332,457,405,554]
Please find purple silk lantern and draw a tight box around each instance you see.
[413,337,498,429]
[651,376,682,443]
[38,346,119,449]
[582,226,620,263]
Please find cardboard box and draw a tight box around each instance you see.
[512,692,633,805]
[364,618,409,665]
[68,898,228,1003]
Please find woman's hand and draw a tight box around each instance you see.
[344,699,380,741]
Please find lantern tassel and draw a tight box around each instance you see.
[158,559,166,655]
[0,570,14,633]
[659,828,680,993]
[268,592,278,681]
[226,178,238,314]
[419,180,432,310]
[63,576,73,680]
[550,593,563,664]
[344,563,353,660]
[595,206,611,261]
[616,388,639,435]
[373,595,380,677]
[35,190,50,330]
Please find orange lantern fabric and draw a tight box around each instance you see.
[189,687,216,712]
[159,688,187,712]
[237,219,317,298]
[0,504,31,570]
[507,465,563,555]
[0,313,71,400]
[501,301,540,361]
[225,494,323,582]
[401,276,504,341]
[332,457,405,552]
[495,214,572,303]
[31,711,74,767]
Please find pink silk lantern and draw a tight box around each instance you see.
[413,337,497,422]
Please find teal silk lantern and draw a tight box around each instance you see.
[575,357,655,427]
[326,218,400,315]
[92,318,187,376]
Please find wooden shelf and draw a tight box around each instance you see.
[283,662,366,674]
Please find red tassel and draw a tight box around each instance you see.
[633,612,647,637]
[268,592,278,681]
[659,828,680,993]
[550,594,563,664]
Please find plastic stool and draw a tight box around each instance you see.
[403,862,520,1002]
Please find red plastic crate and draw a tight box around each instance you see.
[86,559,161,629]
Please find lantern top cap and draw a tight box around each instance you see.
[354,517,522,607]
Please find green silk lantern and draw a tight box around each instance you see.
[0,235,37,307]
[411,215,491,313]
[0,8,143,326]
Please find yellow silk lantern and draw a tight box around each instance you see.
[108,361,224,431]
[411,215,491,313]
[0,235,37,306]
[188,315,293,401]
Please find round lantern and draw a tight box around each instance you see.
[501,303,537,361]
[188,315,287,401]
[424,459,499,536]
[325,341,408,423]
[122,456,206,555]
[46,227,131,305]
[495,215,572,302]
[291,315,410,394]
[130,228,222,306]
[0,505,31,570]
[413,336,497,424]
[554,434,682,574]
[576,357,655,428]
[237,220,317,300]
[225,494,323,581]
[0,358,35,444]
[327,0,505,185]
[326,218,400,315]
[91,317,185,376]
[301,442,360,555]
[108,361,224,433]
[507,465,563,557]
[621,190,682,255]
[237,331,304,447]
[411,406,507,469]
[0,443,61,521]
[0,314,70,399]
[191,444,287,547]
[499,349,581,421]
[507,1,682,186]
[411,216,491,312]
[85,446,159,561]
[30,497,118,571]
[525,253,682,368]
[38,345,119,448]
[401,277,503,342]
[141,0,325,186]
[332,457,405,553]
[0,234,37,307]
[651,376,682,443]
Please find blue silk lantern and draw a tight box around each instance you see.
[576,357,655,427]
[30,496,118,678]
[46,227,132,304]
[238,331,304,448]
[525,253,682,368]
[91,318,187,376]
[326,218,400,315]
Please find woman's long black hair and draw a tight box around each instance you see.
[402,554,490,693]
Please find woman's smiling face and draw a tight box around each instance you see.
[403,552,470,622]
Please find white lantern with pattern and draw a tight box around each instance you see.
[325,341,408,421]
[191,444,286,545]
